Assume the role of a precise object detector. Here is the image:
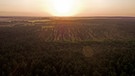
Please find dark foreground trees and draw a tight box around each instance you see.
[0,40,135,76]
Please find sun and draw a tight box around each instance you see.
[45,0,82,16]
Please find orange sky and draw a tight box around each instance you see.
[0,0,135,16]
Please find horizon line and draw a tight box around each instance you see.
[0,15,135,18]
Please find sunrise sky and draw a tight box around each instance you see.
[0,0,135,17]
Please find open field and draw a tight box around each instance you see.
[0,17,135,76]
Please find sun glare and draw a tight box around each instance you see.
[45,0,82,16]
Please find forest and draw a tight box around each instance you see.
[0,17,135,76]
